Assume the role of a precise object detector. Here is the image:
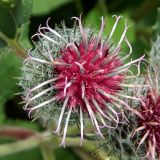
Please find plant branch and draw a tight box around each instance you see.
[0,126,115,159]
[0,32,27,59]
[73,147,93,160]
[0,135,42,157]
[0,130,96,157]
[40,145,56,160]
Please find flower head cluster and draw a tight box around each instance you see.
[20,15,144,147]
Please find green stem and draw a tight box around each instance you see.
[0,32,27,59]
[0,131,96,157]
[0,126,115,159]
[40,145,56,160]
[73,147,93,160]
[8,39,28,59]
[0,136,42,157]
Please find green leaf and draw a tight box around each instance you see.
[0,0,32,40]
[12,0,32,27]
[0,50,22,123]
[32,0,72,15]
[18,22,32,49]
[0,4,16,38]
[0,49,21,98]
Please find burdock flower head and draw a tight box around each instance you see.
[20,15,144,147]
[133,66,160,160]
[134,67,160,160]
[132,35,160,160]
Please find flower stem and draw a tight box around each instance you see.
[0,32,27,59]
[0,136,42,157]
[40,145,56,160]
[0,131,96,157]
[8,39,28,59]
[0,126,116,159]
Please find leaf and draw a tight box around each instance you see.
[0,4,16,38]
[18,22,32,49]
[0,50,22,123]
[12,0,33,27]
[32,0,72,15]
[0,0,32,39]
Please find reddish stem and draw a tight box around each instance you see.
[0,126,36,139]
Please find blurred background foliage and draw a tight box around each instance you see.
[0,0,159,160]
